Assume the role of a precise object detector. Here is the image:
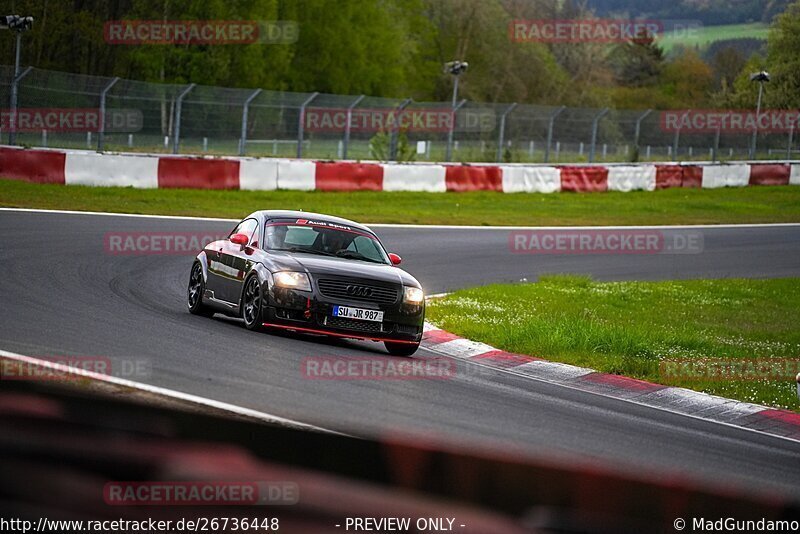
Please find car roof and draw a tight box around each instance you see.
[249,210,375,234]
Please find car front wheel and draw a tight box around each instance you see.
[188,262,214,317]
[242,275,264,331]
[384,341,420,357]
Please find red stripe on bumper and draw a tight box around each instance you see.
[262,322,419,344]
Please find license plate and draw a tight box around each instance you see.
[332,305,384,322]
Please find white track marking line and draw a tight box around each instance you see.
[0,207,238,222]
[513,360,595,381]
[0,349,341,435]
[425,338,496,360]
[416,345,800,445]
[418,323,797,444]
[2,207,800,230]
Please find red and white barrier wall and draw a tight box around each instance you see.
[2,145,799,193]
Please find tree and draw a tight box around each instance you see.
[423,0,568,104]
[609,29,665,88]
[660,49,714,107]
[710,46,746,94]
[765,0,800,108]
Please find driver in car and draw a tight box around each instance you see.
[266,225,288,250]
[319,231,348,255]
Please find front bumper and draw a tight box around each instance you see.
[263,284,424,345]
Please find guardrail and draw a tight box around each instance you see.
[2,145,799,193]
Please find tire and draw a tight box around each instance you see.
[241,275,264,331]
[187,262,214,317]
[384,341,420,357]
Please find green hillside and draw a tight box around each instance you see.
[658,22,770,52]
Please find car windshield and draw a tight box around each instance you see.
[265,220,390,265]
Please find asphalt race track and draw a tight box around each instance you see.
[1,209,800,498]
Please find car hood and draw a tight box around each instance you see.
[268,252,421,288]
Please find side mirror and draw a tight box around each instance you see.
[388,253,402,266]
[230,233,249,246]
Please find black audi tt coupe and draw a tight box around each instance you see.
[187,210,425,356]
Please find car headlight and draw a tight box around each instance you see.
[273,271,311,291]
[403,286,424,304]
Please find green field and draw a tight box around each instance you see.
[2,178,800,226]
[658,22,769,53]
[427,276,800,410]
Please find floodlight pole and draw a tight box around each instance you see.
[444,61,468,162]
[750,81,765,159]
[8,65,31,146]
[5,15,35,145]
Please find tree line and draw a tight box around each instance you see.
[1,0,798,110]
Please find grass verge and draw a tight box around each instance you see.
[426,276,800,410]
[2,179,800,226]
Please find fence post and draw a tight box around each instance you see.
[172,83,195,155]
[672,110,690,161]
[97,77,120,151]
[445,99,467,162]
[788,123,795,160]
[238,88,262,156]
[589,108,609,163]
[296,92,318,158]
[8,66,32,146]
[545,106,565,163]
[713,113,729,163]
[343,94,365,160]
[389,98,412,161]
[496,103,517,163]
[633,109,652,160]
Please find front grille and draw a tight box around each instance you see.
[317,279,399,304]
[324,316,386,333]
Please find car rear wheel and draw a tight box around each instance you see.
[384,341,420,357]
[188,262,214,317]
[242,275,264,331]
